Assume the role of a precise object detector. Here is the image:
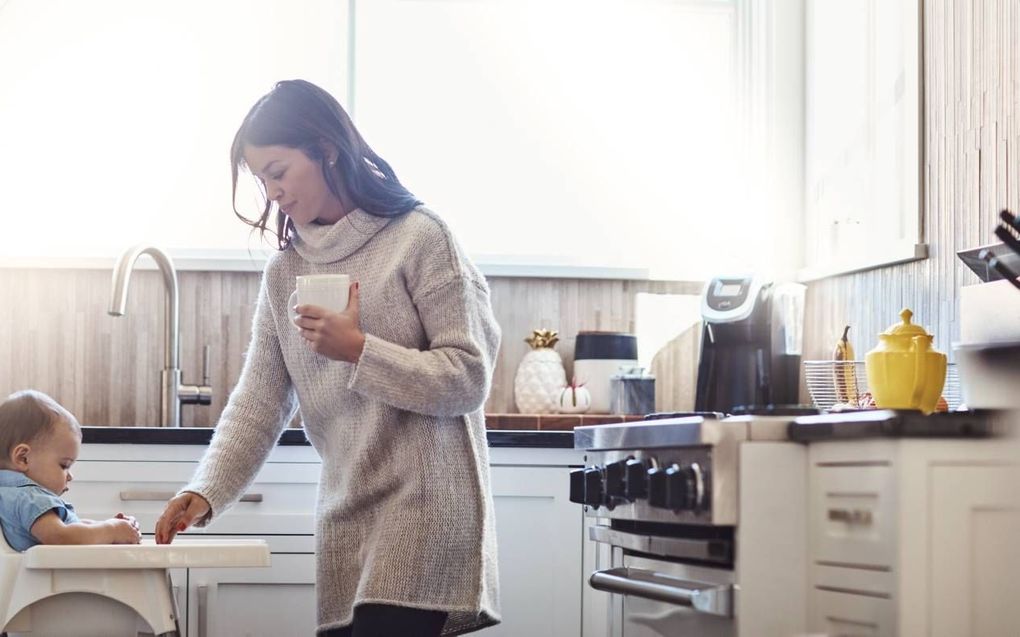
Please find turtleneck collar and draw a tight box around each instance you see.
[291,208,394,264]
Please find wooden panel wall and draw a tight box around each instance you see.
[0,269,261,428]
[0,268,700,426]
[804,0,1020,363]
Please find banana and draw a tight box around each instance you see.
[832,325,859,406]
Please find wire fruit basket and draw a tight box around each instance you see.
[803,361,961,411]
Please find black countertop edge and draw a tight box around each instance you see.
[80,426,575,449]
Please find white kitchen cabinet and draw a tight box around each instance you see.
[928,464,1020,637]
[71,441,585,636]
[72,444,320,637]
[186,551,317,637]
[807,435,1020,637]
[488,463,584,637]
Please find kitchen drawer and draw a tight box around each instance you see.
[812,564,894,598]
[810,463,896,568]
[810,587,896,637]
[68,461,319,534]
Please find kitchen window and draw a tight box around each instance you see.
[1,0,759,281]
[0,0,349,265]
[353,0,751,281]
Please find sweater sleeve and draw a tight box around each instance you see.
[182,275,298,524]
[347,276,501,417]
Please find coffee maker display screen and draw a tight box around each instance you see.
[716,282,743,297]
[706,278,751,313]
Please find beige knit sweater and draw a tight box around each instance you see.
[183,207,502,635]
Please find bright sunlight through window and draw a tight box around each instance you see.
[0,0,759,280]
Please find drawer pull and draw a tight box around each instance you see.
[828,508,873,525]
[825,615,879,630]
[119,490,264,503]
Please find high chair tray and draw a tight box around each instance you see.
[22,538,270,569]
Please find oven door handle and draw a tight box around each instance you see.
[589,567,733,617]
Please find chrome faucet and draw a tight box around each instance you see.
[108,245,212,427]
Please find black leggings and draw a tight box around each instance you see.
[319,603,448,637]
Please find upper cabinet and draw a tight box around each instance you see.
[801,0,924,280]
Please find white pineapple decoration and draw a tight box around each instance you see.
[514,329,568,414]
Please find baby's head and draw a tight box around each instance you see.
[0,390,82,495]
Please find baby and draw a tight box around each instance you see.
[0,390,141,550]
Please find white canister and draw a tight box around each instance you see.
[572,332,638,414]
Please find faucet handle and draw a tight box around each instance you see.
[180,344,213,406]
[202,344,212,386]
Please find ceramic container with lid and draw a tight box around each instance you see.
[573,331,638,414]
[865,309,947,414]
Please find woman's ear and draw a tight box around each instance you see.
[10,443,30,470]
[318,140,339,166]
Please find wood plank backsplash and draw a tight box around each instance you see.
[803,0,1020,363]
[0,268,700,426]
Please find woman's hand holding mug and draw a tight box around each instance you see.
[291,276,364,363]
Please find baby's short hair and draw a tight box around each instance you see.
[0,390,81,459]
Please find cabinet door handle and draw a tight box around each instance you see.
[119,490,263,503]
[170,581,183,634]
[198,584,209,637]
[828,508,873,525]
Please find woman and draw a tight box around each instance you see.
[154,79,501,637]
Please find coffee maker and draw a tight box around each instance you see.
[694,275,805,413]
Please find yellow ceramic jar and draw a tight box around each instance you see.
[864,309,947,414]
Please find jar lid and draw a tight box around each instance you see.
[574,332,638,360]
[882,309,930,337]
[611,366,654,380]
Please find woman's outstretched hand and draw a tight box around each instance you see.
[155,492,211,544]
[293,282,366,363]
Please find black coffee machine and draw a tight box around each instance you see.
[694,275,805,413]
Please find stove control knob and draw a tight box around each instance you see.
[569,468,586,504]
[647,467,668,508]
[687,462,707,511]
[604,459,628,498]
[624,458,648,500]
[665,464,687,509]
[583,467,605,507]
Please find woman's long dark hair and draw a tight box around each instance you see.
[231,79,422,250]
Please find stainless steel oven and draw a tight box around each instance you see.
[572,415,746,637]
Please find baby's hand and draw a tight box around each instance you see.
[108,518,142,544]
[115,512,140,532]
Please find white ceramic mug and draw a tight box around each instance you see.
[288,274,351,322]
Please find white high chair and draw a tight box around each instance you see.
[0,534,269,637]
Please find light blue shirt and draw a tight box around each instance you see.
[0,469,80,551]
